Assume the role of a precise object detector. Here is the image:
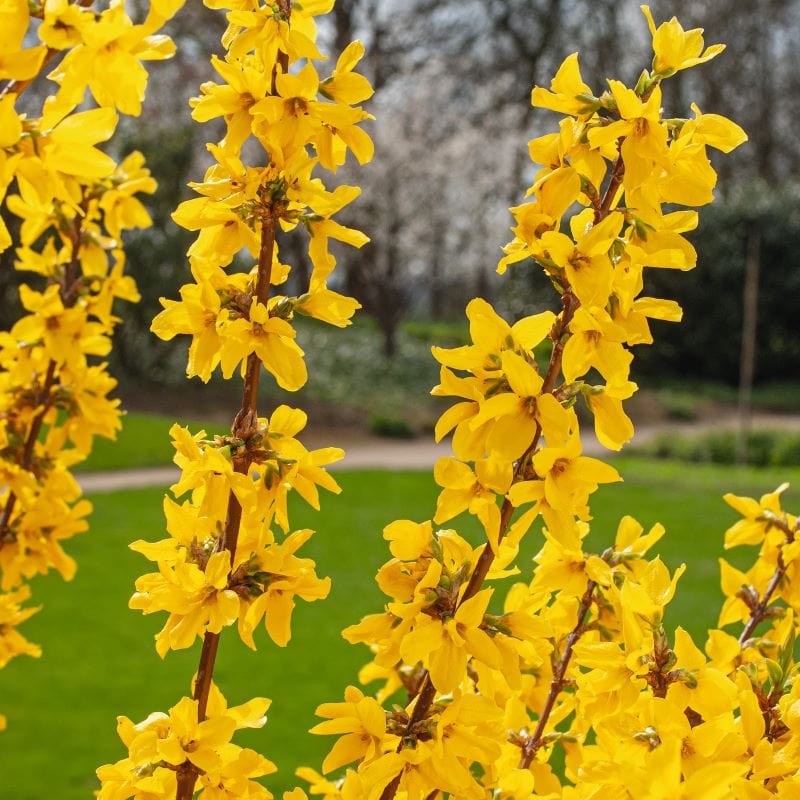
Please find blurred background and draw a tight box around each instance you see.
[3,0,799,454]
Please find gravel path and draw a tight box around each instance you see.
[76,412,800,494]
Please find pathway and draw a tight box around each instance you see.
[76,412,800,494]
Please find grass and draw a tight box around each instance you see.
[2,463,800,798]
[76,412,226,473]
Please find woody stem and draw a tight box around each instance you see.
[739,517,798,646]
[595,152,625,224]
[519,579,597,767]
[176,215,277,800]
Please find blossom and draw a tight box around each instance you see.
[311,686,389,773]
[640,5,725,77]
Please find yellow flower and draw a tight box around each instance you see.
[97,151,156,238]
[723,483,792,549]
[37,106,120,180]
[497,167,584,275]
[321,41,374,105]
[151,274,225,382]
[221,1,327,66]
[0,586,41,668]
[620,558,686,649]
[641,5,726,77]
[584,380,637,451]
[562,306,632,385]
[237,529,331,648]
[432,298,555,391]
[531,431,622,514]
[433,455,512,550]
[245,404,344,532]
[532,53,596,118]
[295,286,361,328]
[540,209,624,308]
[527,117,607,206]
[399,588,502,694]
[157,696,237,773]
[588,82,668,192]
[220,299,308,390]
[12,285,111,366]
[191,53,273,151]
[0,0,47,81]
[129,550,240,657]
[469,350,574,460]
[311,685,388,773]
[612,296,683,346]
[39,0,90,50]
[0,95,23,150]
[47,0,179,116]
[667,627,737,720]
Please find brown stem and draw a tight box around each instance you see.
[378,774,402,800]
[269,2,291,94]
[176,215,277,800]
[645,626,674,699]
[0,0,95,100]
[594,152,625,224]
[518,580,597,768]
[235,220,276,431]
[739,517,798,646]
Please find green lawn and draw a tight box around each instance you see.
[75,412,227,472]
[1,464,799,798]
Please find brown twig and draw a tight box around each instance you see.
[0,360,57,542]
[174,2,293,791]
[739,516,798,646]
[518,580,597,768]
[461,288,579,602]
[594,152,625,224]
[176,214,277,800]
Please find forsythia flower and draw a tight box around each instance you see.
[97,688,275,800]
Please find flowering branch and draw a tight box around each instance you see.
[519,579,598,768]
[177,215,278,800]
[739,515,798,646]
[97,1,375,796]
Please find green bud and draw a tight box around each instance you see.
[766,658,784,688]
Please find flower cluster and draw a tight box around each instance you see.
[297,8,800,800]
[0,0,183,730]
[97,685,276,800]
[97,1,373,797]
[128,411,338,657]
